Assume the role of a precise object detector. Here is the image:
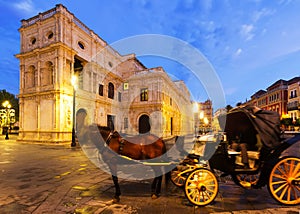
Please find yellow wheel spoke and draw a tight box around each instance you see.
[188,189,197,197]
[288,160,294,177]
[292,164,300,177]
[287,186,291,202]
[279,185,289,200]
[272,173,287,180]
[274,182,288,194]
[271,180,287,185]
[186,184,197,190]
[277,167,287,178]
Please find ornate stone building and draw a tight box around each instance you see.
[16,4,193,143]
[246,77,300,119]
[287,77,300,122]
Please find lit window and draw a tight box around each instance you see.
[140,88,148,101]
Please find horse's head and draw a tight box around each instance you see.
[97,126,112,143]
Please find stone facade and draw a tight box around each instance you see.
[247,77,300,119]
[287,77,300,122]
[16,4,193,143]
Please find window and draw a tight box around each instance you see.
[31,37,36,45]
[124,118,128,129]
[118,92,121,102]
[108,82,114,99]
[99,84,103,96]
[41,61,53,86]
[140,88,148,101]
[78,41,85,49]
[123,82,128,90]
[47,31,54,39]
[25,65,36,88]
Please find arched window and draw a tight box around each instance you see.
[108,82,114,99]
[41,61,53,86]
[25,65,36,88]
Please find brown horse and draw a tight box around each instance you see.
[85,124,168,202]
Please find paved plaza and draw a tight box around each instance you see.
[0,135,299,214]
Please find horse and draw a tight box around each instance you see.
[82,124,168,202]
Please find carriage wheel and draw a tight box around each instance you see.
[268,156,300,205]
[171,167,187,187]
[184,168,218,206]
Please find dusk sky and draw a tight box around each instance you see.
[1,0,300,108]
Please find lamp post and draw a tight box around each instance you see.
[2,101,11,140]
[71,75,77,147]
[193,102,199,137]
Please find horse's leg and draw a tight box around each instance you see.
[112,175,121,202]
[151,167,163,199]
[107,156,121,202]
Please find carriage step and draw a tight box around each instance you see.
[234,167,258,172]
[239,181,252,189]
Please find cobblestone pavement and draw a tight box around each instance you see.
[0,135,299,214]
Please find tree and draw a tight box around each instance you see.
[0,90,19,122]
[225,105,233,112]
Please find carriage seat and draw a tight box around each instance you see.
[228,150,260,159]
[228,150,260,169]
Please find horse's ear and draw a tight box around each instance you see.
[112,131,120,138]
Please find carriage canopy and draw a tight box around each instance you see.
[219,105,282,149]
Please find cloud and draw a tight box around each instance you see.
[234,48,242,57]
[13,0,36,14]
[240,24,255,41]
[252,8,275,22]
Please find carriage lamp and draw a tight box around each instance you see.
[71,75,78,147]
[2,100,11,140]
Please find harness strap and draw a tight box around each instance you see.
[119,138,125,153]
[106,133,113,145]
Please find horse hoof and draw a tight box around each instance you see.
[113,196,120,203]
[151,194,159,199]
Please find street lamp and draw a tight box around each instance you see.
[193,102,199,137]
[71,75,77,147]
[2,100,11,140]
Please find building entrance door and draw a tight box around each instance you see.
[138,114,150,134]
[107,115,115,131]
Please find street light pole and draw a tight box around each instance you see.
[2,101,11,140]
[71,75,77,147]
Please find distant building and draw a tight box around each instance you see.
[16,4,193,143]
[193,100,213,134]
[287,77,300,122]
[246,77,300,119]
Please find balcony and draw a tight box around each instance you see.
[287,101,300,111]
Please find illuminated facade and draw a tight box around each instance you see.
[16,4,193,143]
[287,77,300,122]
[193,100,213,134]
[247,77,300,119]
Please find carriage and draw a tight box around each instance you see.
[171,105,300,206]
[78,105,299,206]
